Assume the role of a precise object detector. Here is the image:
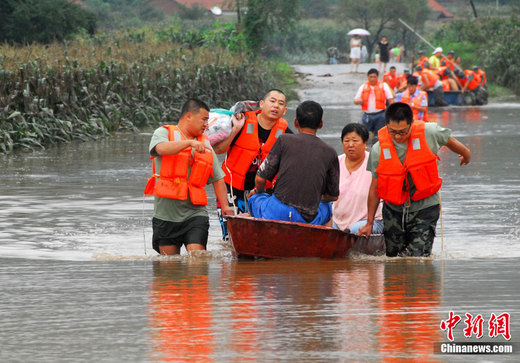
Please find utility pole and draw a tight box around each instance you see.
[469,0,478,18]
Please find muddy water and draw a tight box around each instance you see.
[1,102,519,361]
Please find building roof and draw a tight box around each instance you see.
[428,0,455,19]
[147,0,232,15]
[175,0,230,10]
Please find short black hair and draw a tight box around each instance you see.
[407,75,418,86]
[367,68,379,76]
[385,102,413,125]
[341,123,369,143]
[180,98,209,117]
[263,88,286,101]
[390,66,396,71]
[296,100,323,129]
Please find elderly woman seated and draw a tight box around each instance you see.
[332,123,383,234]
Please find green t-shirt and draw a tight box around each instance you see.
[366,122,451,212]
[149,126,225,222]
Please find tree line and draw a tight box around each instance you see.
[0,0,97,44]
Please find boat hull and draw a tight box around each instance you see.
[427,90,464,106]
[227,215,385,259]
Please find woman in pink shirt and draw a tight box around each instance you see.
[332,123,383,234]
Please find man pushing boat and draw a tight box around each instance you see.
[358,102,470,257]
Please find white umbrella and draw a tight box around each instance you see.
[348,28,370,36]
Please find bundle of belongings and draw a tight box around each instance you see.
[204,100,259,145]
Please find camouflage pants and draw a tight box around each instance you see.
[383,204,440,257]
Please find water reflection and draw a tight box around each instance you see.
[148,259,447,361]
[149,261,215,362]
[377,260,442,361]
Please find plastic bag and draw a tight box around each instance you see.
[204,101,260,145]
[230,100,259,114]
[205,109,233,145]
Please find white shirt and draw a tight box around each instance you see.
[354,82,394,113]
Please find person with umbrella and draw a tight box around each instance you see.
[349,35,362,73]
[348,28,369,72]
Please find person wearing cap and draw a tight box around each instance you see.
[415,65,448,107]
[473,66,487,88]
[429,47,445,69]
[457,67,487,105]
[354,68,395,142]
[472,66,488,104]
[416,50,429,69]
[446,50,456,71]
[436,64,460,91]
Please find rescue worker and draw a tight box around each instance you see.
[395,76,428,122]
[446,50,456,72]
[473,66,487,88]
[415,65,448,106]
[436,64,460,91]
[354,68,394,142]
[358,102,471,257]
[416,50,429,69]
[455,68,488,105]
[383,66,399,95]
[145,98,234,255]
[428,47,446,70]
[212,89,291,238]
[396,69,409,93]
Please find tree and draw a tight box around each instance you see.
[0,0,97,44]
[337,0,429,61]
[243,0,300,55]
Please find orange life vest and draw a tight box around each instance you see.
[445,57,455,71]
[419,69,440,90]
[397,73,408,91]
[383,72,398,90]
[361,81,387,111]
[417,56,429,69]
[436,66,450,80]
[222,110,288,190]
[464,70,480,91]
[439,56,449,69]
[400,90,428,122]
[456,73,466,87]
[376,121,442,205]
[476,69,487,86]
[144,125,214,205]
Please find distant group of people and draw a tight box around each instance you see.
[145,82,471,258]
[415,47,488,105]
[339,32,488,106]
[347,35,404,73]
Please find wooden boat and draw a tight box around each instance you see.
[227,215,385,259]
[427,90,464,106]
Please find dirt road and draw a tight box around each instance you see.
[291,62,406,107]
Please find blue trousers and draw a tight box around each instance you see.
[248,193,332,225]
[361,111,386,135]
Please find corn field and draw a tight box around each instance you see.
[0,29,275,153]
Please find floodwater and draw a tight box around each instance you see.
[1,101,520,361]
